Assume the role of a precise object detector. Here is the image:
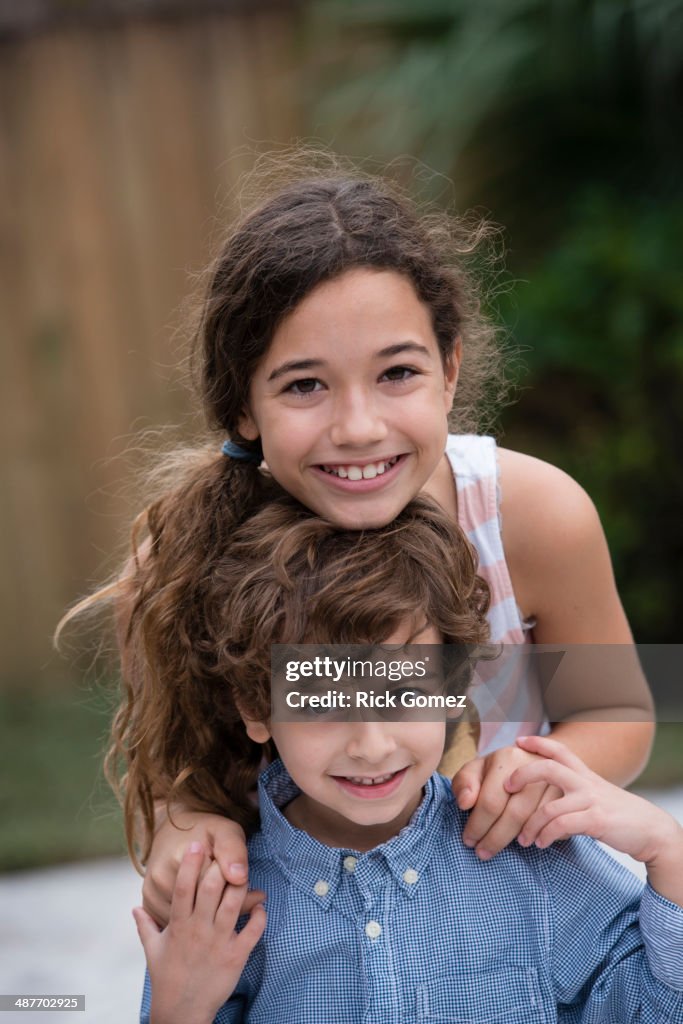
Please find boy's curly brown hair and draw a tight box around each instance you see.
[113,494,489,869]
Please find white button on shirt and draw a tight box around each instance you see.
[365,920,382,939]
[403,868,419,885]
[343,856,358,873]
[314,880,329,897]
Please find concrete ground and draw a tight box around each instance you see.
[1,786,682,1023]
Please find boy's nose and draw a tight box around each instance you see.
[329,390,388,448]
[345,720,398,764]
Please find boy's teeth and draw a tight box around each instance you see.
[322,456,398,480]
[346,772,395,786]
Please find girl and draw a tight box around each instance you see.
[106,154,653,920]
[132,496,682,1024]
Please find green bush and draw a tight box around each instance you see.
[499,190,683,641]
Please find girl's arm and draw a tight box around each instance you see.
[135,843,266,1024]
[116,546,252,927]
[500,445,655,776]
[143,807,255,927]
[453,449,655,857]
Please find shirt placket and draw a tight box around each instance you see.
[352,855,402,1024]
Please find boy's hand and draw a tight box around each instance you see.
[507,735,683,865]
[452,745,562,859]
[134,843,266,1024]
[144,811,256,927]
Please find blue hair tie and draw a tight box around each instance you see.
[221,439,263,464]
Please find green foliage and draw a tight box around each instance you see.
[498,190,683,640]
[0,688,125,871]
[312,0,683,225]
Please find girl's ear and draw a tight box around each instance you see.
[237,407,260,442]
[443,339,461,412]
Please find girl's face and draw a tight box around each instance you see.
[242,623,447,852]
[239,269,459,529]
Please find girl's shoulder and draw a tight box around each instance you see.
[495,445,602,565]
[494,445,627,635]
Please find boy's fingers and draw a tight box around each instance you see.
[451,757,485,811]
[516,735,589,775]
[194,859,233,923]
[518,793,584,846]
[535,809,590,848]
[506,759,579,795]
[169,842,205,924]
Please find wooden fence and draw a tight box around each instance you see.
[0,3,301,686]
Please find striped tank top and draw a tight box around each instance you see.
[445,435,547,755]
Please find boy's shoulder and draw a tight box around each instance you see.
[248,765,643,907]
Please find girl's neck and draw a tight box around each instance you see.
[421,451,458,522]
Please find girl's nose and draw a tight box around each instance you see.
[329,390,388,448]
[345,720,398,764]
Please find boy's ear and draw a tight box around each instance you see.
[241,715,272,744]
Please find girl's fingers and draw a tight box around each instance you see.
[515,735,590,775]
[451,756,485,811]
[240,888,267,916]
[461,772,509,848]
[132,906,162,958]
[471,783,548,859]
[169,842,205,924]
[209,822,250,888]
[231,903,267,959]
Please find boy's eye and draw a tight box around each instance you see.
[285,378,322,395]
[381,365,418,382]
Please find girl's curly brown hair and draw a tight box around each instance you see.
[114,494,489,869]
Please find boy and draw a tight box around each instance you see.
[134,497,683,1023]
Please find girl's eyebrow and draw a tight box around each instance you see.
[267,358,322,382]
[267,343,433,382]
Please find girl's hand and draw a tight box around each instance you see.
[452,745,562,859]
[144,811,255,927]
[134,843,266,1024]
[507,735,683,868]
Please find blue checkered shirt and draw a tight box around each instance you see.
[141,760,683,1023]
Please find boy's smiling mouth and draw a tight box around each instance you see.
[331,767,409,798]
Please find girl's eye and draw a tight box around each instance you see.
[285,378,322,395]
[381,365,418,383]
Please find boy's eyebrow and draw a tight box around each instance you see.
[267,343,433,382]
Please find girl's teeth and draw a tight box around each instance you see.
[322,456,398,479]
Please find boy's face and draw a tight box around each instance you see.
[242,623,447,851]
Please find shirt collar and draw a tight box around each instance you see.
[257,759,451,907]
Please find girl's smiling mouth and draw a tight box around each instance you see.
[313,454,406,487]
